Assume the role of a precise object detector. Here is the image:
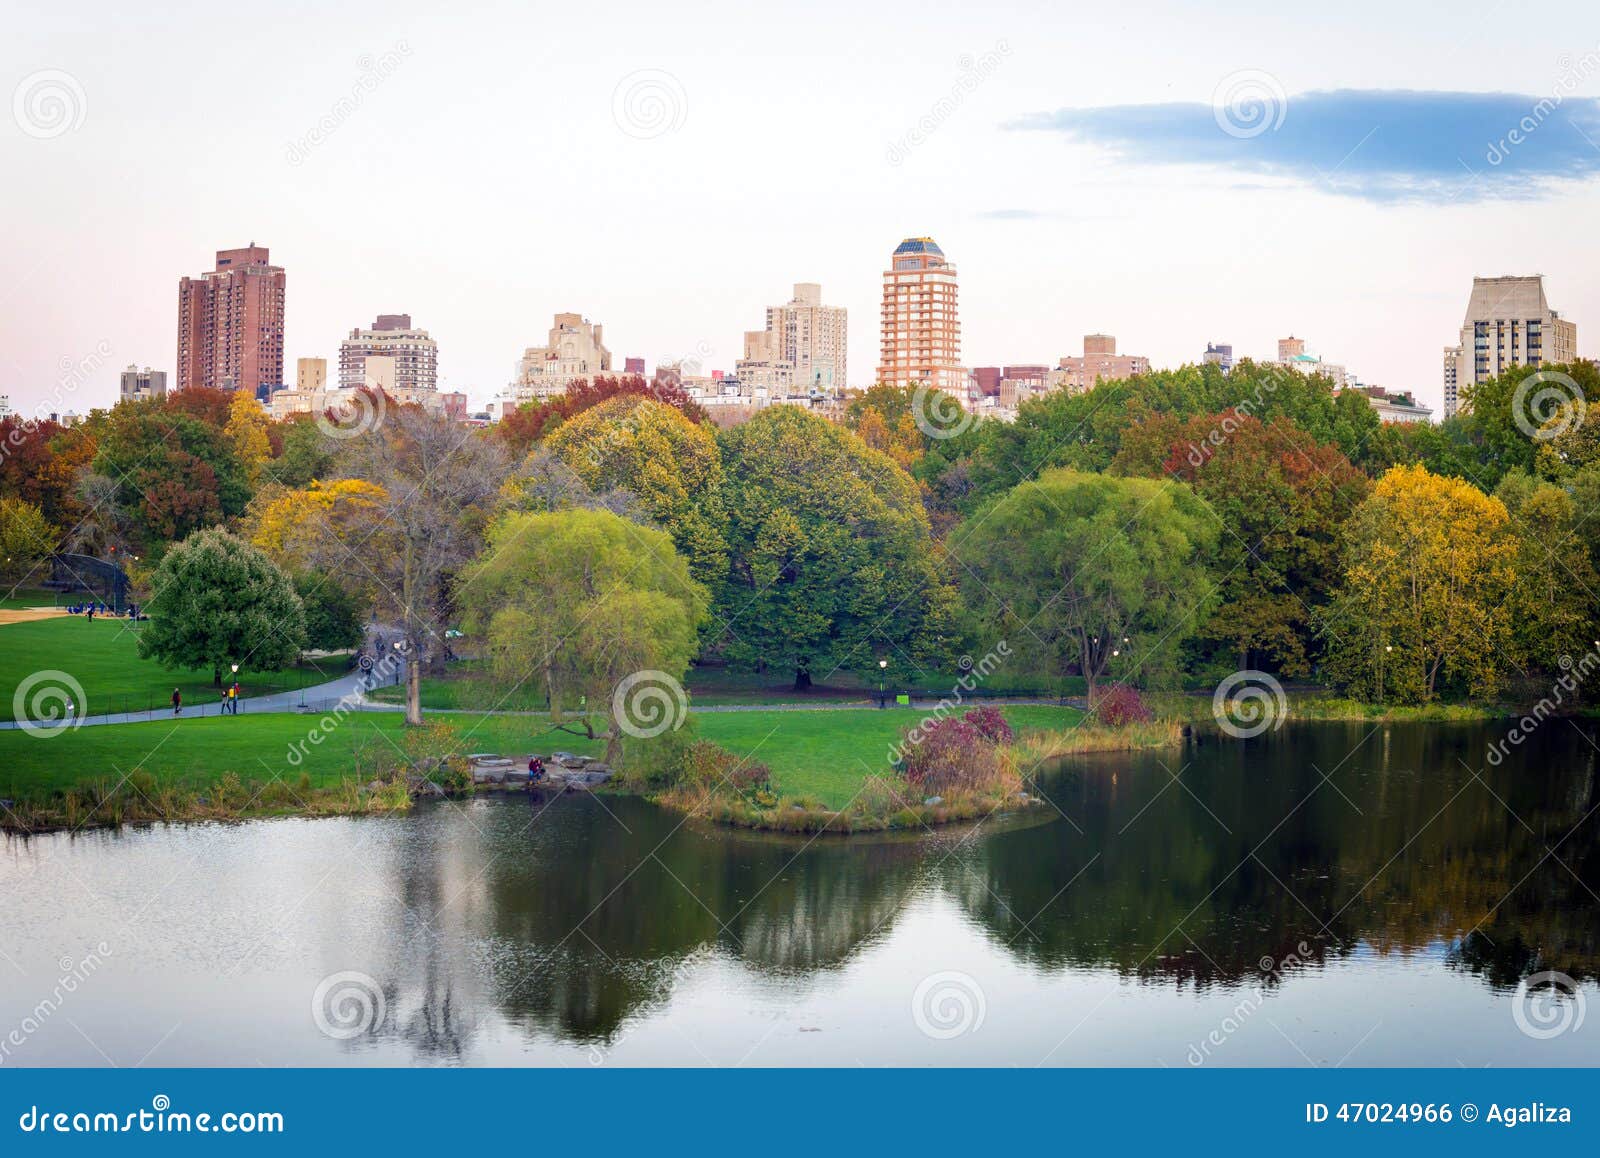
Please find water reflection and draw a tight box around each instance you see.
[2,720,1597,1064]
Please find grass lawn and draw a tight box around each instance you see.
[368,660,1089,709]
[0,616,342,722]
[0,587,65,611]
[0,703,1084,811]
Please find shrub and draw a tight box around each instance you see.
[901,717,1003,792]
[962,706,1013,744]
[728,759,772,793]
[1094,684,1153,727]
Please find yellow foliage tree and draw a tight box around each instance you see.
[1324,464,1520,703]
[243,478,388,576]
[224,390,273,487]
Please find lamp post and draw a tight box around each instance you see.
[878,658,888,709]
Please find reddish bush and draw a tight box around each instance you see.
[729,759,772,792]
[901,717,1003,793]
[1094,684,1153,727]
[962,706,1013,744]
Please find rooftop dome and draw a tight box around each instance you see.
[893,237,944,257]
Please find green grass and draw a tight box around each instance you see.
[0,712,605,801]
[367,660,1088,709]
[0,616,340,722]
[0,587,64,610]
[0,704,1084,814]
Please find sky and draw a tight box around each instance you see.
[3,0,1599,417]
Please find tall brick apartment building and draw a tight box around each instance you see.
[176,244,286,398]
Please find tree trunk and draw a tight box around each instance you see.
[546,670,563,723]
[793,667,812,692]
[604,724,622,767]
[405,646,422,726]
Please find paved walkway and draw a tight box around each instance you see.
[0,664,406,731]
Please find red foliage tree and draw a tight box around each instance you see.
[495,375,710,455]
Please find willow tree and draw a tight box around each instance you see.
[459,508,706,762]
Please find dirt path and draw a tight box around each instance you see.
[0,607,68,626]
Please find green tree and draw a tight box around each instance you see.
[0,497,58,586]
[460,508,707,762]
[545,395,729,586]
[716,407,957,690]
[1323,465,1519,703]
[952,469,1219,701]
[293,570,368,653]
[1494,470,1599,673]
[138,527,305,685]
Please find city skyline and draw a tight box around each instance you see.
[4,1,1599,417]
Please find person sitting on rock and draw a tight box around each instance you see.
[528,756,545,783]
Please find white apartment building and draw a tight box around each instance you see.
[737,283,847,393]
[338,314,439,392]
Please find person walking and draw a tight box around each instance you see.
[171,687,182,717]
[226,683,237,715]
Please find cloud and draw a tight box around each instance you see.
[1010,88,1600,204]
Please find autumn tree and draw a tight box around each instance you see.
[331,407,512,724]
[224,389,273,487]
[545,395,728,586]
[459,508,706,762]
[495,374,709,454]
[952,469,1218,700]
[0,497,58,586]
[1323,465,1519,703]
[92,407,248,551]
[244,478,388,576]
[717,406,958,690]
[1119,412,1369,677]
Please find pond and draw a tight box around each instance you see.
[2,720,1597,1066]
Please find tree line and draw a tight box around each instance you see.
[3,360,1597,718]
